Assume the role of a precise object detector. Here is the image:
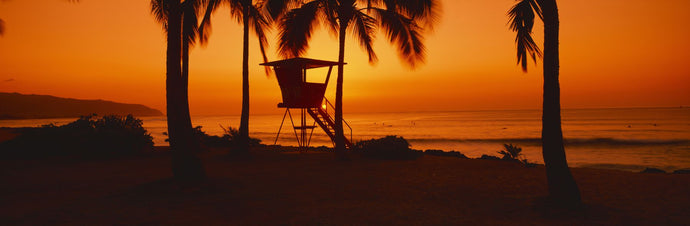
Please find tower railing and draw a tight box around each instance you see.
[321,97,353,146]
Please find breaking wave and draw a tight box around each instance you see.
[406,137,690,146]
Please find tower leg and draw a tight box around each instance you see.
[273,109,289,145]
[301,108,307,152]
[287,109,300,148]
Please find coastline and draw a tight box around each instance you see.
[2,107,688,172]
[1,126,688,173]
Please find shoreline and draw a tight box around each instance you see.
[1,126,688,174]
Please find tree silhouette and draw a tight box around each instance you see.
[199,0,273,155]
[508,0,581,207]
[151,0,206,183]
[278,0,439,159]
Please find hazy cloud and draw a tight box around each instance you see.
[3,78,15,82]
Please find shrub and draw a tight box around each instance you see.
[192,126,225,148]
[424,149,468,159]
[498,143,523,161]
[478,154,502,160]
[352,136,422,160]
[641,168,666,174]
[220,125,262,148]
[165,125,263,151]
[673,169,690,174]
[495,143,536,167]
[1,114,153,158]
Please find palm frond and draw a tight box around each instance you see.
[527,0,543,20]
[382,0,440,31]
[199,0,224,45]
[249,3,273,75]
[150,0,170,32]
[264,0,301,20]
[322,0,340,37]
[372,8,426,69]
[335,0,355,25]
[508,0,542,72]
[182,0,202,47]
[278,0,322,58]
[229,0,244,24]
[350,10,378,64]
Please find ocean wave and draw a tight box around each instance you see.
[405,137,690,146]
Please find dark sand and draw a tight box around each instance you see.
[1,144,689,225]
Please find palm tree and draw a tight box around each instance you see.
[199,0,272,155]
[508,0,581,207]
[180,0,204,140]
[278,0,439,159]
[151,0,206,183]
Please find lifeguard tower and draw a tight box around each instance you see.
[261,57,352,150]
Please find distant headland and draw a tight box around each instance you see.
[0,92,163,119]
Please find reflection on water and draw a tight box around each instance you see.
[2,107,689,172]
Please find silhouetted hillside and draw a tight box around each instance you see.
[0,92,163,119]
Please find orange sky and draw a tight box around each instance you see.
[1,0,689,115]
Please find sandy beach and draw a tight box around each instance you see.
[1,144,688,225]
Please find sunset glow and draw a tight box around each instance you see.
[2,1,690,223]
[1,0,689,115]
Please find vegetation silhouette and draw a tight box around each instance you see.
[199,0,278,156]
[1,114,154,158]
[508,0,581,207]
[424,149,468,159]
[352,136,422,160]
[497,143,523,161]
[277,0,440,159]
[497,143,537,167]
[150,0,206,183]
[163,125,262,150]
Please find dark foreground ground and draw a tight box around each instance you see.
[1,146,689,225]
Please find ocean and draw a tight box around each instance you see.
[2,107,689,172]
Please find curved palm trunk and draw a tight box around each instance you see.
[238,2,251,155]
[540,0,580,206]
[166,0,205,183]
[334,22,347,159]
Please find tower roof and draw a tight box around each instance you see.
[260,57,345,69]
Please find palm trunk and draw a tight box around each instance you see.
[181,22,193,147]
[334,22,347,159]
[167,0,205,183]
[238,2,251,155]
[540,0,580,206]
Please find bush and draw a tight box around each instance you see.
[424,149,468,159]
[1,114,153,158]
[495,144,536,167]
[498,143,523,161]
[193,126,231,149]
[220,125,262,148]
[478,154,502,160]
[641,168,666,174]
[166,125,263,151]
[352,136,422,160]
